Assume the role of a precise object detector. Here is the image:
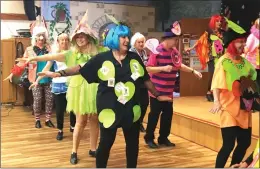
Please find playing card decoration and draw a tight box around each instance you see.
[171,48,182,68]
[171,21,181,35]
[214,39,224,54]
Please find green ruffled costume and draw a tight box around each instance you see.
[221,57,257,91]
[64,47,108,115]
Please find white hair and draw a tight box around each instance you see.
[130,32,146,47]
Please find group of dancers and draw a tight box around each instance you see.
[4,9,259,168]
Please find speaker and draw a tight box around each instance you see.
[23,0,36,20]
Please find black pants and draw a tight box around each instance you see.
[256,69,260,86]
[207,60,215,91]
[96,122,140,168]
[215,126,252,168]
[144,97,173,141]
[54,93,76,130]
[139,87,149,124]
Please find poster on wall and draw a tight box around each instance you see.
[41,1,70,21]
[190,57,208,72]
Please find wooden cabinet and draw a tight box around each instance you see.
[1,37,31,104]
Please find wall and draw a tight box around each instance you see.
[156,0,221,31]
[69,1,155,36]
[46,1,156,40]
[1,1,41,39]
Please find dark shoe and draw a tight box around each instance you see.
[70,126,74,132]
[140,124,146,132]
[206,93,213,102]
[158,138,176,147]
[35,120,41,128]
[56,131,63,141]
[45,120,55,128]
[89,150,96,157]
[70,152,78,165]
[145,140,159,149]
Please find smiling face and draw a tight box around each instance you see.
[215,19,221,29]
[119,36,130,52]
[134,37,145,51]
[35,33,46,46]
[75,33,89,47]
[58,35,70,50]
[234,38,246,55]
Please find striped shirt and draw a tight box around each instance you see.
[147,44,180,98]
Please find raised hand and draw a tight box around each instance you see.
[3,73,13,82]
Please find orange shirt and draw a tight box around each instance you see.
[211,54,256,129]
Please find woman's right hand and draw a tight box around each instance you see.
[3,73,13,82]
[185,47,192,54]
[210,100,222,114]
[29,81,38,90]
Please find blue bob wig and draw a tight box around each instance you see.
[103,24,131,50]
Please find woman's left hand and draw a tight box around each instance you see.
[193,70,202,79]
[38,71,60,78]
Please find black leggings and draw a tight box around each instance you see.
[256,69,260,86]
[215,126,252,168]
[54,93,76,130]
[139,87,149,124]
[207,60,215,92]
[96,122,140,168]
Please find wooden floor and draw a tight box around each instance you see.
[0,105,230,168]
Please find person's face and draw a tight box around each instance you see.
[119,36,129,52]
[215,19,221,29]
[75,33,89,47]
[36,33,46,46]
[134,37,145,50]
[58,36,69,50]
[234,38,246,55]
[167,37,179,48]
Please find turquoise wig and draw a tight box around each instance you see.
[103,24,131,50]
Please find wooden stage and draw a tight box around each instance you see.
[144,96,259,158]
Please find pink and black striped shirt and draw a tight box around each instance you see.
[147,44,181,98]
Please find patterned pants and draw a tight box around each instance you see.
[32,83,54,121]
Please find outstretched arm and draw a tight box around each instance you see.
[38,64,82,78]
[31,52,66,62]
